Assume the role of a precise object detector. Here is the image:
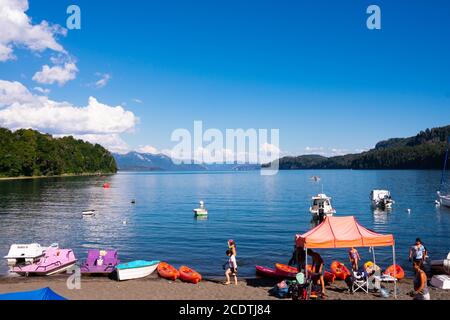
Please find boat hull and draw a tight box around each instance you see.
[13,261,77,276]
[117,263,159,281]
[438,192,450,208]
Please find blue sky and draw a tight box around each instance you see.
[1,0,450,157]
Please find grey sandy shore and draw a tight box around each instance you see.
[1,275,449,300]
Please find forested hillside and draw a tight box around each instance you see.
[0,128,117,177]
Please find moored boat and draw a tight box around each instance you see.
[116,260,160,281]
[157,262,179,281]
[80,250,119,275]
[370,190,395,210]
[309,193,336,221]
[437,136,450,207]
[431,252,450,275]
[4,243,46,268]
[82,210,96,217]
[11,247,77,276]
[255,266,280,278]
[193,201,208,216]
[179,266,202,284]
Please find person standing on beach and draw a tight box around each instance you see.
[409,238,427,268]
[412,260,430,300]
[228,239,237,256]
[348,247,361,271]
[225,249,238,285]
[307,250,326,297]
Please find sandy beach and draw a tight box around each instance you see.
[1,274,449,300]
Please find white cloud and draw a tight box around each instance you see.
[94,73,111,88]
[32,62,78,86]
[0,0,67,62]
[33,86,50,94]
[136,145,159,154]
[132,98,143,104]
[0,80,138,151]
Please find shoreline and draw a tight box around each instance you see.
[1,274,449,300]
[0,172,116,181]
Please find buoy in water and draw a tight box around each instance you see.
[103,183,110,189]
[131,199,136,204]
[407,209,411,214]
[122,220,127,225]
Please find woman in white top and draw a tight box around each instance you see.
[225,250,238,285]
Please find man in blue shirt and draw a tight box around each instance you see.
[409,238,427,269]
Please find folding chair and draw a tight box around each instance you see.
[351,270,369,293]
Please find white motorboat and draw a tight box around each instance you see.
[193,201,208,216]
[82,209,96,216]
[437,192,450,208]
[116,260,160,281]
[4,243,46,267]
[370,190,395,209]
[431,252,450,275]
[431,275,450,289]
[309,194,336,220]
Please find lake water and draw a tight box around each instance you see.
[0,170,449,278]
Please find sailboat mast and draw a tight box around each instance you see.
[441,136,450,188]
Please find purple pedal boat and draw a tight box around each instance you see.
[80,250,119,275]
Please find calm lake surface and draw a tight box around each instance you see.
[0,170,449,277]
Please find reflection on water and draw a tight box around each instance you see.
[0,170,449,277]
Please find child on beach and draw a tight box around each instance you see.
[225,249,238,285]
[348,247,360,271]
[228,239,237,256]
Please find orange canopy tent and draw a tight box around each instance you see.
[295,216,394,248]
[295,216,398,298]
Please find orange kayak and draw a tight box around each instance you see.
[179,266,202,284]
[383,264,405,280]
[330,261,351,280]
[158,262,179,281]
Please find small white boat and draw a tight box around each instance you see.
[437,191,450,208]
[193,201,208,216]
[431,252,450,275]
[431,275,450,289]
[116,260,160,281]
[82,210,96,217]
[4,244,46,267]
[370,190,395,209]
[309,194,336,220]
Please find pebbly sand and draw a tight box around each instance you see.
[1,274,449,300]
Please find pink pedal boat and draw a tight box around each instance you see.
[80,249,119,275]
[11,247,77,276]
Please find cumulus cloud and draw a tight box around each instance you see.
[0,0,67,62]
[32,62,78,86]
[0,80,138,152]
[33,86,50,94]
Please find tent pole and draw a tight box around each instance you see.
[372,247,376,266]
[393,245,397,299]
[304,247,308,278]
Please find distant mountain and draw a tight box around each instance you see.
[113,152,260,171]
[264,124,450,170]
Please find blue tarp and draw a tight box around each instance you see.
[0,287,67,300]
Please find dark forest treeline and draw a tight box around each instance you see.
[0,127,117,177]
[265,125,450,170]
